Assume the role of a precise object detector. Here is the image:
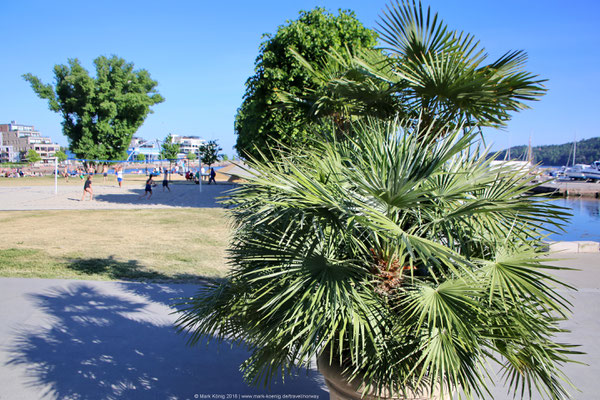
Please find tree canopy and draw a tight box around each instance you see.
[234,8,378,159]
[23,55,164,163]
[284,0,546,142]
[199,140,222,168]
[26,149,42,164]
[55,149,68,163]
[160,134,180,161]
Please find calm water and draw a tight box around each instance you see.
[548,198,600,242]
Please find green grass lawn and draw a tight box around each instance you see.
[0,209,231,282]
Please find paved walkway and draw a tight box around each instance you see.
[0,253,598,399]
[474,253,600,400]
[0,279,327,399]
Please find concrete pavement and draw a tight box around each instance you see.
[471,252,600,400]
[0,279,327,399]
[0,252,598,399]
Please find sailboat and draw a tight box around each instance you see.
[491,134,533,172]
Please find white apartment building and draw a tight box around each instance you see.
[170,135,205,157]
[128,135,206,161]
[0,145,17,163]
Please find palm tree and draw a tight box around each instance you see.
[281,0,546,141]
[177,118,577,399]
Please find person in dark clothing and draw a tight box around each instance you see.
[162,169,170,192]
[208,167,216,184]
[141,176,155,199]
[81,175,93,201]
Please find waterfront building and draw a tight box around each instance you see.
[127,135,207,161]
[170,135,205,157]
[0,132,17,162]
[0,121,60,163]
[128,136,161,161]
[129,136,146,148]
[0,145,17,163]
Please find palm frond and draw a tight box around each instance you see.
[177,117,576,399]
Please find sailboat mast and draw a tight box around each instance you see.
[528,134,533,163]
[573,133,577,166]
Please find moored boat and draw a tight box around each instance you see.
[564,161,600,181]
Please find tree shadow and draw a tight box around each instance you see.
[64,255,227,308]
[67,256,168,281]
[5,283,328,399]
[65,256,217,283]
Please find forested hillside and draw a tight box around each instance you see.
[494,137,600,166]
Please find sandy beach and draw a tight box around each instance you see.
[0,181,234,211]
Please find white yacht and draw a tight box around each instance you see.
[564,161,600,181]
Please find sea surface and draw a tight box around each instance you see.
[548,198,600,242]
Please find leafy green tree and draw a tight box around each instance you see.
[160,134,180,161]
[198,140,222,168]
[55,149,68,163]
[160,134,181,173]
[23,55,164,165]
[135,153,146,162]
[221,154,229,162]
[234,8,378,159]
[186,152,197,161]
[26,149,42,165]
[286,1,546,142]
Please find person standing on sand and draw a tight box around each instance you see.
[141,176,155,199]
[162,168,171,192]
[116,167,123,188]
[81,175,93,201]
[102,165,108,183]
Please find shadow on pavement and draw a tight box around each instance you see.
[5,283,327,399]
[93,184,235,208]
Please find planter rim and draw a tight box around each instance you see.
[316,353,449,400]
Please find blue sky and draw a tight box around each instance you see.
[1,0,598,156]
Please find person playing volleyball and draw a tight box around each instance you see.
[81,175,93,201]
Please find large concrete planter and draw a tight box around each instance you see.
[317,353,451,400]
